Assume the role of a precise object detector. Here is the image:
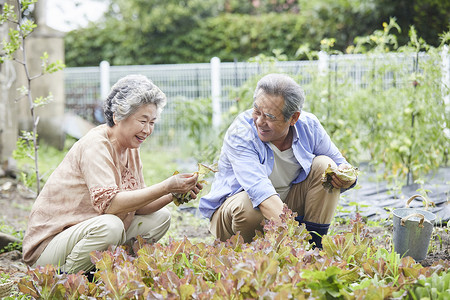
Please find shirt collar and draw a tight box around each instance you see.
[292,124,299,142]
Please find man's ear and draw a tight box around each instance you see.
[290,111,300,126]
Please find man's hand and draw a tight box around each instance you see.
[331,164,357,189]
[322,163,358,192]
[258,195,284,224]
[188,181,204,200]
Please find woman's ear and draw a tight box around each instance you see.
[113,114,118,125]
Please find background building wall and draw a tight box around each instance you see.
[0,0,66,170]
[0,0,19,166]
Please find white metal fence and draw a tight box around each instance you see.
[64,50,449,146]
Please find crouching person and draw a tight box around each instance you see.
[22,75,201,274]
[199,73,357,248]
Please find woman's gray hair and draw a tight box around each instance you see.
[104,74,167,127]
[253,73,305,121]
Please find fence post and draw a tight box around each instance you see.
[100,60,110,101]
[318,50,329,77]
[211,57,222,129]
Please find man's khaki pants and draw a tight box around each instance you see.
[34,208,171,273]
[210,155,340,243]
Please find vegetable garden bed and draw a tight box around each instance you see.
[0,164,448,299]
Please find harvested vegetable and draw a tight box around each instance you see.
[321,164,358,193]
[172,163,218,206]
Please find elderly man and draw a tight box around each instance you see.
[199,73,357,248]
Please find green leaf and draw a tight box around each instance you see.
[179,283,195,300]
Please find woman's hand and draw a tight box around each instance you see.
[171,178,205,206]
[165,173,199,194]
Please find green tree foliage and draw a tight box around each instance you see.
[64,0,449,66]
[375,0,450,47]
[182,13,310,62]
[223,0,300,14]
[66,12,310,66]
[297,0,385,52]
[298,0,449,50]
[65,0,223,66]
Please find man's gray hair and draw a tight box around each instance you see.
[103,74,167,127]
[253,73,305,121]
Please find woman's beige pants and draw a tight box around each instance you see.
[34,208,170,273]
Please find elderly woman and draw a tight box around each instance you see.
[22,75,200,274]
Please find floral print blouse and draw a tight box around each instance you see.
[22,124,145,265]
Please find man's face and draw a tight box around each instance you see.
[252,92,295,148]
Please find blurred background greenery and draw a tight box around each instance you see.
[63,0,450,66]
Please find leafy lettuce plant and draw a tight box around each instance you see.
[17,208,450,299]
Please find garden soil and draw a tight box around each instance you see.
[0,165,448,286]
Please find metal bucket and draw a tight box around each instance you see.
[392,194,436,261]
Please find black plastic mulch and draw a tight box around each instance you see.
[340,164,449,224]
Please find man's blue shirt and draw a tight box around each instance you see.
[199,109,349,219]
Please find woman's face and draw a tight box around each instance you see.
[113,103,158,149]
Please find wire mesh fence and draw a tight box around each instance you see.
[64,52,449,147]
